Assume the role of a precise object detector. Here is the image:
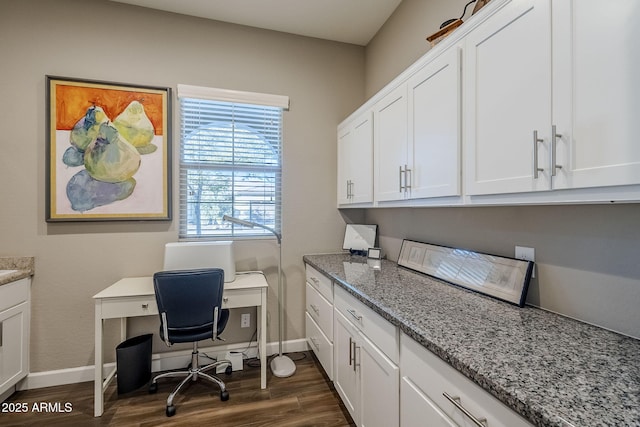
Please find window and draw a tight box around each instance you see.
[177,85,288,239]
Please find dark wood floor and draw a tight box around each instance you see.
[2,352,354,427]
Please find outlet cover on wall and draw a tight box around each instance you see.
[241,313,250,328]
[515,246,535,278]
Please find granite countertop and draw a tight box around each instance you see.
[0,256,35,286]
[303,253,640,427]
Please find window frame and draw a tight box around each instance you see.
[177,84,289,240]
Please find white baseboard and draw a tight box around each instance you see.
[18,338,309,391]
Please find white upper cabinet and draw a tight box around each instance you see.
[408,46,462,199]
[374,84,409,202]
[337,111,373,206]
[339,0,640,207]
[552,0,640,190]
[464,0,552,196]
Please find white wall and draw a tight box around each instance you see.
[0,0,363,371]
[360,0,640,338]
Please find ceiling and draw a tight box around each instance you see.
[108,0,402,46]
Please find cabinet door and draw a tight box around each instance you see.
[408,47,461,199]
[337,126,352,205]
[359,331,399,427]
[350,113,374,203]
[334,310,360,425]
[552,0,640,190]
[400,377,456,427]
[464,0,552,195]
[0,302,29,395]
[338,112,373,205]
[374,84,408,202]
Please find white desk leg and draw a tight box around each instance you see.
[259,288,267,389]
[94,301,103,417]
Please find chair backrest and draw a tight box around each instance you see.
[153,268,225,339]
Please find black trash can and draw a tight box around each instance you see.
[116,333,153,394]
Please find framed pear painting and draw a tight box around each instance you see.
[46,76,171,221]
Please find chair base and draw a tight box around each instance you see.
[149,342,232,417]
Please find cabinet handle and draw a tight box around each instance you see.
[310,337,319,351]
[404,164,411,191]
[346,309,362,322]
[0,321,3,347]
[310,304,320,315]
[399,165,405,192]
[533,130,545,179]
[309,277,320,289]
[443,392,488,427]
[551,125,563,176]
[348,337,353,366]
[353,343,360,372]
[223,297,229,303]
[141,303,149,309]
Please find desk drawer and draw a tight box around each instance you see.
[306,282,333,341]
[334,286,398,364]
[100,296,158,319]
[306,264,333,302]
[222,288,262,308]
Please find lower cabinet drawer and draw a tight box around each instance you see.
[306,312,333,380]
[306,264,333,303]
[400,333,533,427]
[306,282,333,341]
[0,278,29,312]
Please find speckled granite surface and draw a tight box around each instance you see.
[303,253,640,427]
[0,256,34,286]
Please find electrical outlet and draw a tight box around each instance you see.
[515,246,535,278]
[241,313,250,328]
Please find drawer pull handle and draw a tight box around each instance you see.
[443,392,487,427]
[141,303,149,309]
[347,309,362,322]
[309,277,320,288]
[310,337,319,351]
[223,297,229,303]
[310,304,320,315]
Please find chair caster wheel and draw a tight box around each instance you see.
[220,390,229,401]
[148,383,158,394]
[166,405,176,417]
[225,365,232,375]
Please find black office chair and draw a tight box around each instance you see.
[148,268,232,417]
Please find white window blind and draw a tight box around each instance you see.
[178,85,287,239]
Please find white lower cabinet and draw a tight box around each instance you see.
[306,265,534,427]
[0,278,31,399]
[334,287,399,427]
[400,332,533,427]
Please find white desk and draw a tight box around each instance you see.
[93,272,268,417]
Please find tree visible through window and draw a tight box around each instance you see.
[179,95,283,239]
